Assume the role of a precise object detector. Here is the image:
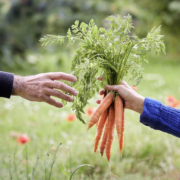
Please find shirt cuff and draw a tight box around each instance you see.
[0,71,14,99]
[140,97,162,129]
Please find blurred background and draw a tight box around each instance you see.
[0,0,180,179]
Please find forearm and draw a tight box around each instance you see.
[140,97,180,138]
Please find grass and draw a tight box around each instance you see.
[0,52,180,180]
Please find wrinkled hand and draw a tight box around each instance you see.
[12,72,78,108]
[96,78,145,114]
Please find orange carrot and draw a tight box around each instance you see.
[100,116,109,156]
[96,121,98,127]
[106,105,115,162]
[87,92,114,130]
[114,95,123,154]
[120,108,125,153]
[94,108,109,152]
[95,93,106,128]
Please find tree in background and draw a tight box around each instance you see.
[113,0,180,53]
[0,0,114,70]
[0,0,179,71]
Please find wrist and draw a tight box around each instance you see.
[132,96,145,114]
[12,76,24,96]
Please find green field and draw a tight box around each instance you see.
[0,54,180,180]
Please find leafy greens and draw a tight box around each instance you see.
[40,14,165,123]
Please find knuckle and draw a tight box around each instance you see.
[63,95,72,102]
[46,98,53,104]
[55,92,61,98]
[59,82,65,89]
[42,81,49,86]
[114,86,118,91]
[45,98,50,103]
[45,73,50,77]
[68,96,72,101]
[38,90,44,99]
[67,88,72,94]
[55,103,61,108]
[57,82,63,89]
[58,73,62,79]
[68,96,73,102]
[33,94,39,99]
[121,80,127,86]
[52,90,62,98]
[50,99,55,104]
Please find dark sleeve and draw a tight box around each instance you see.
[140,97,180,138]
[0,71,14,99]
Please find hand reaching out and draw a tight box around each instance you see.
[12,72,78,108]
[96,79,145,114]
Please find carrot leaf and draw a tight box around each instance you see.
[40,14,165,123]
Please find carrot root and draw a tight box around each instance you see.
[94,109,109,152]
[87,92,114,130]
[114,95,124,154]
[120,108,125,154]
[105,105,115,162]
[100,116,109,156]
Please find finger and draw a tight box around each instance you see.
[105,85,120,92]
[99,89,105,95]
[121,81,128,85]
[45,89,74,102]
[97,76,104,81]
[44,95,63,108]
[47,72,77,82]
[121,80,131,89]
[96,99,101,104]
[45,81,78,96]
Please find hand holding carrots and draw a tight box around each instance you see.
[87,79,145,162]
[96,80,145,114]
[86,80,145,162]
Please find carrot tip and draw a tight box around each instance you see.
[120,152,122,158]
[79,131,88,141]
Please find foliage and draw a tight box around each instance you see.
[0,0,114,70]
[0,0,179,72]
[113,0,180,52]
[40,15,165,123]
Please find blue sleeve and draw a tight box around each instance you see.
[140,97,180,138]
[0,71,14,99]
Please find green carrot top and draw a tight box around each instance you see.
[40,14,165,123]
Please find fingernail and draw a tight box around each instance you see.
[70,97,74,102]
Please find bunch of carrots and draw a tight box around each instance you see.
[87,92,124,162]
